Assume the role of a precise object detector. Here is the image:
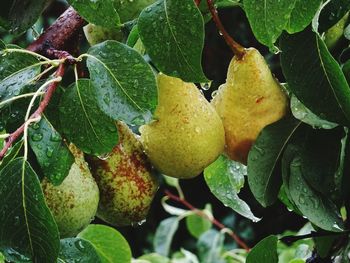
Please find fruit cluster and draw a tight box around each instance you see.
[42,47,288,237]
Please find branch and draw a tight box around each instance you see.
[27,7,86,54]
[164,190,250,251]
[206,0,245,59]
[280,230,350,245]
[0,64,66,160]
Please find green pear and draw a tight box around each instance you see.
[113,0,156,22]
[211,48,288,164]
[42,144,99,238]
[324,12,349,49]
[83,23,123,46]
[139,73,225,179]
[88,121,159,226]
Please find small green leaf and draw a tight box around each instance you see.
[138,0,208,82]
[59,79,118,155]
[247,117,302,207]
[0,158,60,262]
[0,48,40,103]
[204,155,259,222]
[58,238,102,263]
[197,230,225,263]
[280,28,350,125]
[86,40,158,125]
[186,208,212,238]
[29,116,74,185]
[287,157,344,232]
[286,0,322,33]
[0,140,23,170]
[138,253,170,263]
[154,217,179,257]
[243,0,296,48]
[68,0,121,28]
[78,224,132,263]
[246,235,278,263]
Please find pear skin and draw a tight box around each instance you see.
[88,121,159,226]
[83,23,123,46]
[42,144,99,238]
[140,73,225,179]
[211,48,288,164]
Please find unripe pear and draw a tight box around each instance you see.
[83,23,123,46]
[211,48,288,164]
[42,144,99,238]
[88,121,159,226]
[324,12,349,49]
[140,73,225,179]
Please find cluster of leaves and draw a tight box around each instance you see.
[0,0,350,262]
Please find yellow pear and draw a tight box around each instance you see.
[140,73,225,179]
[88,121,159,226]
[42,144,99,238]
[211,48,288,164]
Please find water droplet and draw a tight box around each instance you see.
[46,147,54,158]
[31,133,43,141]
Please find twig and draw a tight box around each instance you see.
[164,190,250,251]
[280,230,350,245]
[0,64,66,160]
[27,7,86,54]
[194,0,201,6]
[206,0,245,59]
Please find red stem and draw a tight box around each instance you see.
[0,64,66,160]
[206,0,245,59]
[165,190,250,251]
[194,0,201,5]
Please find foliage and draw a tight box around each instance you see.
[0,0,350,262]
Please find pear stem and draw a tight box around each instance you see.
[165,189,251,251]
[206,0,246,59]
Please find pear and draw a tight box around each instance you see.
[87,121,159,226]
[139,73,225,179]
[211,48,288,164]
[41,144,99,238]
[83,23,123,46]
[324,12,349,49]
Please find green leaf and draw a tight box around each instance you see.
[185,207,212,238]
[154,217,179,257]
[246,235,278,263]
[139,253,170,263]
[28,116,74,185]
[247,117,302,207]
[0,140,23,170]
[138,0,208,82]
[67,0,121,28]
[86,40,158,125]
[58,238,102,263]
[243,0,296,48]
[0,158,60,262]
[204,155,259,222]
[197,230,225,263]
[287,156,344,232]
[319,0,350,32]
[78,224,132,263]
[0,0,47,34]
[290,95,338,129]
[286,0,322,33]
[280,28,350,126]
[59,79,118,155]
[0,49,40,103]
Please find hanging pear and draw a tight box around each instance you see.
[211,48,288,164]
[87,121,159,226]
[42,144,99,238]
[140,73,225,179]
